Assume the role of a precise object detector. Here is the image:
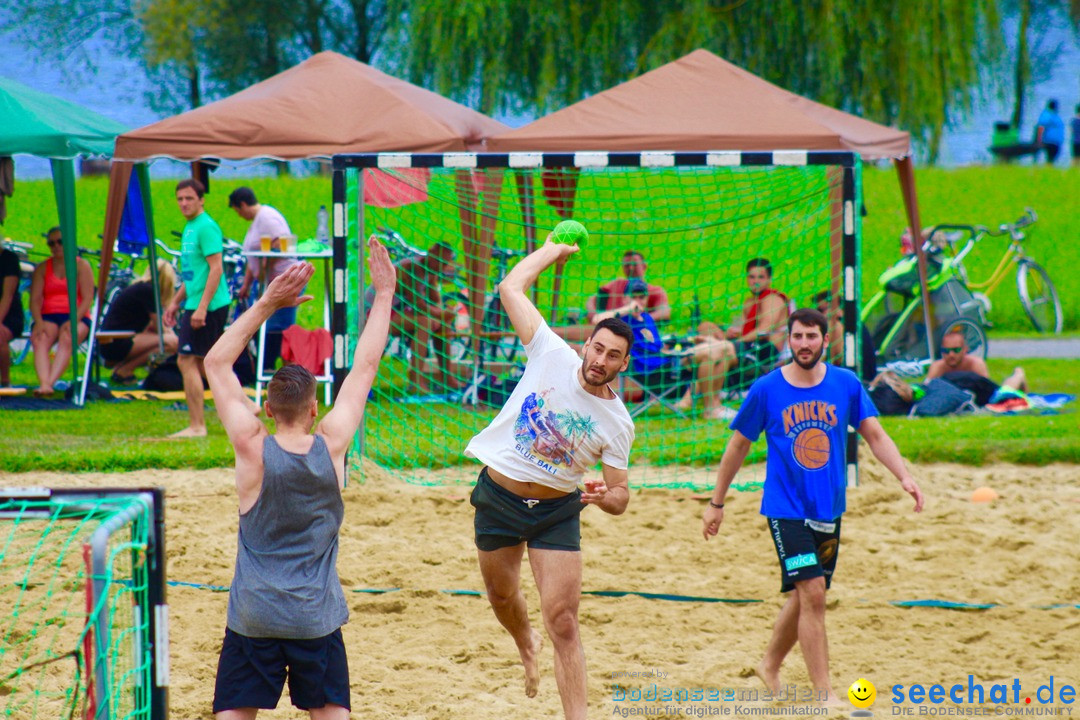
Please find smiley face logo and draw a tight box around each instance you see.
[848,678,876,708]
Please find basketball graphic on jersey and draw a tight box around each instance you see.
[792,427,831,470]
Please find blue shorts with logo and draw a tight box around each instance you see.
[767,517,842,593]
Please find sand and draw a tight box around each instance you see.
[5,455,1079,719]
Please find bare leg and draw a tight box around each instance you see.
[112,331,177,378]
[694,339,736,417]
[215,708,258,720]
[31,323,60,394]
[172,354,207,437]
[46,321,88,388]
[530,548,586,720]
[1002,366,1027,393]
[793,577,838,704]
[478,544,543,698]
[0,325,12,386]
[756,592,799,694]
[308,704,350,720]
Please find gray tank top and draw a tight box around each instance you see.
[226,434,348,639]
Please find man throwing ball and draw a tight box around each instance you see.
[465,236,636,720]
[702,308,924,705]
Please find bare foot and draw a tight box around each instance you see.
[754,662,780,695]
[521,629,543,698]
[34,385,54,397]
[168,426,207,438]
[817,689,846,708]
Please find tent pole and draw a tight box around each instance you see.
[894,156,935,359]
[50,159,81,390]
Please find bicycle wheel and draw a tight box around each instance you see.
[1016,260,1063,334]
[937,316,987,361]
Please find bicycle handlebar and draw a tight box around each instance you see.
[922,207,1038,255]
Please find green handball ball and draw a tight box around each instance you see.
[550,220,588,248]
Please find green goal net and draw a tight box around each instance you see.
[334,151,862,490]
[0,488,167,720]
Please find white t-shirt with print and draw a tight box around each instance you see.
[242,205,297,282]
[465,322,635,492]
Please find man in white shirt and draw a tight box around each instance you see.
[228,186,299,370]
[464,236,636,720]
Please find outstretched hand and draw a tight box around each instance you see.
[263,262,315,310]
[367,235,397,296]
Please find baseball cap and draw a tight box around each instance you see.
[626,278,649,297]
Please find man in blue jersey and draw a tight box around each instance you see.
[701,307,924,706]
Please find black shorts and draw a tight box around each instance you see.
[767,517,842,593]
[177,306,228,357]
[2,311,23,339]
[471,467,584,552]
[212,627,350,713]
[727,340,779,392]
[98,336,133,364]
[38,313,91,330]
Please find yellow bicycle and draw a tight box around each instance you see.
[932,209,1062,334]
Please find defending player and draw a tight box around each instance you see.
[702,308,924,705]
[203,237,395,719]
[464,236,636,720]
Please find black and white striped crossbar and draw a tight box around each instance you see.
[333,150,856,170]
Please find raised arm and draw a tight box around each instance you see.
[316,236,396,458]
[498,237,579,346]
[205,262,315,449]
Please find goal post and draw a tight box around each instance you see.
[0,487,168,720]
[331,151,862,489]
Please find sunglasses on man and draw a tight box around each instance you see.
[941,346,964,355]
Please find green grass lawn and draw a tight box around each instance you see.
[1,356,1075,476]
[1,165,1076,477]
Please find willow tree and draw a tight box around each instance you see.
[394,0,1004,158]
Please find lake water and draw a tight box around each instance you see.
[3,15,1078,178]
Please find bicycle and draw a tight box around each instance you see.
[934,209,1062,334]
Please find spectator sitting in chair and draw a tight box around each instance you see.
[99,260,180,385]
[389,241,459,393]
[925,327,1027,406]
[607,278,690,404]
[675,258,789,419]
[554,250,670,343]
[29,227,95,396]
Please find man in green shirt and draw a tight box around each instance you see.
[164,178,233,437]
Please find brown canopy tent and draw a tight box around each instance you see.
[99,51,509,391]
[488,48,935,354]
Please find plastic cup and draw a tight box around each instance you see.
[279,235,294,252]
[260,235,272,252]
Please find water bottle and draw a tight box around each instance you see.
[316,205,330,246]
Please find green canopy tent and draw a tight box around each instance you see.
[0,76,127,395]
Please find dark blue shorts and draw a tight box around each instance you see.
[38,313,91,330]
[212,627,350,713]
[767,517,842,593]
[471,467,584,552]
